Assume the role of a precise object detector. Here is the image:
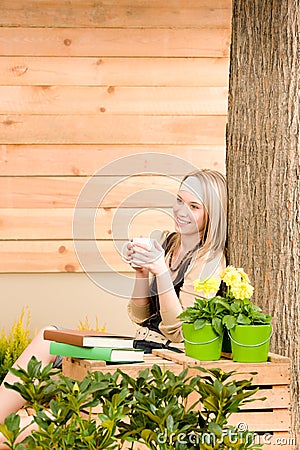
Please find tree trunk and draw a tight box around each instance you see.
[226,0,300,439]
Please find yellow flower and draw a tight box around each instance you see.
[194,265,254,301]
[193,276,221,299]
[230,281,254,300]
[221,266,241,288]
[237,267,251,283]
[220,265,254,299]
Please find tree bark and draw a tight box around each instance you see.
[226,0,300,439]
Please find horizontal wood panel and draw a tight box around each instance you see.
[0,175,181,208]
[0,57,230,87]
[239,387,290,410]
[0,240,134,273]
[166,351,291,385]
[0,115,227,144]
[0,145,225,176]
[262,439,294,450]
[0,86,228,115]
[0,0,232,28]
[229,410,291,432]
[0,208,174,239]
[0,28,231,57]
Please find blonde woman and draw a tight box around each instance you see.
[0,169,227,445]
[127,169,227,353]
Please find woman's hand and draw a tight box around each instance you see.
[123,241,149,276]
[131,240,167,276]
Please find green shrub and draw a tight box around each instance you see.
[0,308,32,384]
[0,358,263,449]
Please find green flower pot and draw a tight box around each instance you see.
[229,324,272,362]
[182,323,222,361]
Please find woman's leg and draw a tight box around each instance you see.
[0,325,57,424]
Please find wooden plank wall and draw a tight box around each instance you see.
[0,1,231,278]
[0,0,231,273]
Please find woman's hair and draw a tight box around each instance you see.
[168,169,227,262]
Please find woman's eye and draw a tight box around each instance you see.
[176,197,183,204]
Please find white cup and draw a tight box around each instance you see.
[132,237,153,249]
[121,237,154,268]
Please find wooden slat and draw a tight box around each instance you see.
[0,208,174,240]
[0,57,230,87]
[0,86,228,115]
[239,387,290,410]
[263,433,296,449]
[268,352,291,363]
[189,363,290,386]
[0,28,231,57]
[0,240,134,273]
[154,350,291,386]
[0,0,232,28]
[229,410,291,432]
[0,145,225,176]
[0,115,227,145]
[0,175,181,208]
[0,209,73,239]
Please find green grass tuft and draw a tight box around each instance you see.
[0,307,32,384]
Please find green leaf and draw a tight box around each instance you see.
[140,429,157,444]
[194,318,206,330]
[213,379,224,396]
[4,413,21,432]
[215,298,231,310]
[212,317,223,336]
[166,414,174,431]
[208,421,223,438]
[231,301,242,313]
[202,395,219,412]
[222,315,237,329]
[237,313,251,325]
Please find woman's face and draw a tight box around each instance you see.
[172,189,207,237]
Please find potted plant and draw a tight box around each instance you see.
[220,266,272,362]
[180,266,272,363]
[177,278,231,360]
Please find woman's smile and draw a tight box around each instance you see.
[175,216,192,226]
[173,190,206,235]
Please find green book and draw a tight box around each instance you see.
[49,341,144,362]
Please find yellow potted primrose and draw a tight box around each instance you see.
[179,266,272,362]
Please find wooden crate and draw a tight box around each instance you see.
[153,349,294,449]
[62,351,294,449]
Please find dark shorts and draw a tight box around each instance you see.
[50,325,66,369]
[53,355,63,369]
[133,339,184,354]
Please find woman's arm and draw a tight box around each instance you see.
[127,270,152,325]
[155,270,182,314]
[130,270,150,306]
[131,240,184,335]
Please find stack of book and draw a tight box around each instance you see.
[43,329,144,363]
